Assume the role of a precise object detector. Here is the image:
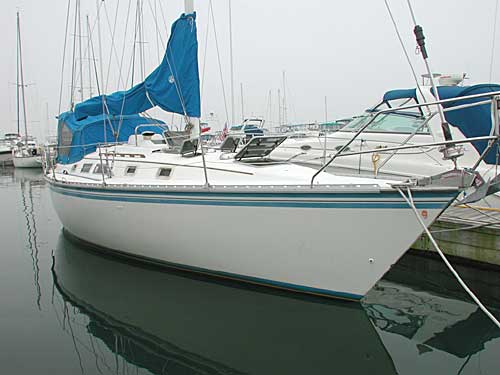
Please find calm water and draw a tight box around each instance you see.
[0,166,499,374]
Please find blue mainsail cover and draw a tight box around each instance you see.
[74,12,200,120]
[57,111,166,164]
[432,84,500,165]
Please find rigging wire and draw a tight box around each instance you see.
[130,0,139,88]
[398,187,500,329]
[200,0,211,102]
[383,0,426,101]
[58,0,72,115]
[103,0,123,91]
[138,0,146,81]
[489,0,499,82]
[69,0,79,110]
[209,0,230,126]
[156,0,170,42]
[118,0,133,91]
[146,0,166,48]
[153,0,160,64]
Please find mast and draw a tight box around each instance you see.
[96,0,104,96]
[16,12,20,135]
[324,96,328,123]
[240,82,244,121]
[278,89,282,126]
[282,71,287,125]
[229,0,235,125]
[184,0,209,187]
[77,0,84,101]
[87,14,93,98]
[185,0,194,13]
[17,12,29,140]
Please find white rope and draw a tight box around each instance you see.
[398,187,500,329]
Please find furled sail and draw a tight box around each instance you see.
[74,12,200,120]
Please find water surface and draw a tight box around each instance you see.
[0,167,498,374]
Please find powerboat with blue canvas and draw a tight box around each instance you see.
[273,81,499,182]
[272,80,500,213]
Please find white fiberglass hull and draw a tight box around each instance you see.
[13,155,42,168]
[50,183,456,299]
[0,150,13,164]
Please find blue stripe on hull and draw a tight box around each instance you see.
[51,185,456,209]
[64,230,364,301]
[51,183,456,199]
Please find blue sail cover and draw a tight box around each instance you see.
[432,84,500,165]
[74,12,200,120]
[57,111,166,164]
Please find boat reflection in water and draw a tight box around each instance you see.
[52,233,397,375]
[363,253,500,373]
[17,167,44,310]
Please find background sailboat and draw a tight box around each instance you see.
[12,11,41,169]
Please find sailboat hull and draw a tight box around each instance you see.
[49,183,456,299]
[13,155,42,168]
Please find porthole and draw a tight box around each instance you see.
[125,166,137,175]
[93,164,110,174]
[158,167,172,178]
[71,164,78,172]
[80,163,93,173]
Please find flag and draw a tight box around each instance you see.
[219,123,228,141]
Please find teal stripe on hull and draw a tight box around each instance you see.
[51,185,454,209]
[51,183,457,200]
[64,230,364,301]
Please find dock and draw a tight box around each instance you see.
[412,204,500,267]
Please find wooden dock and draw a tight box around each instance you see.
[412,204,500,267]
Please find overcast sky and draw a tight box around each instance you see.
[0,0,498,139]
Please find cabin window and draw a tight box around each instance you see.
[93,164,110,174]
[125,166,137,175]
[158,167,172,178]
[343,113,429,134]
[81,163,93,173]
[58,122,73,157]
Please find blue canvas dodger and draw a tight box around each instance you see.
[57,112,166,164]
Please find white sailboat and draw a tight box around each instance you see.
[45,1,496,300]
[12,12,42,169]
